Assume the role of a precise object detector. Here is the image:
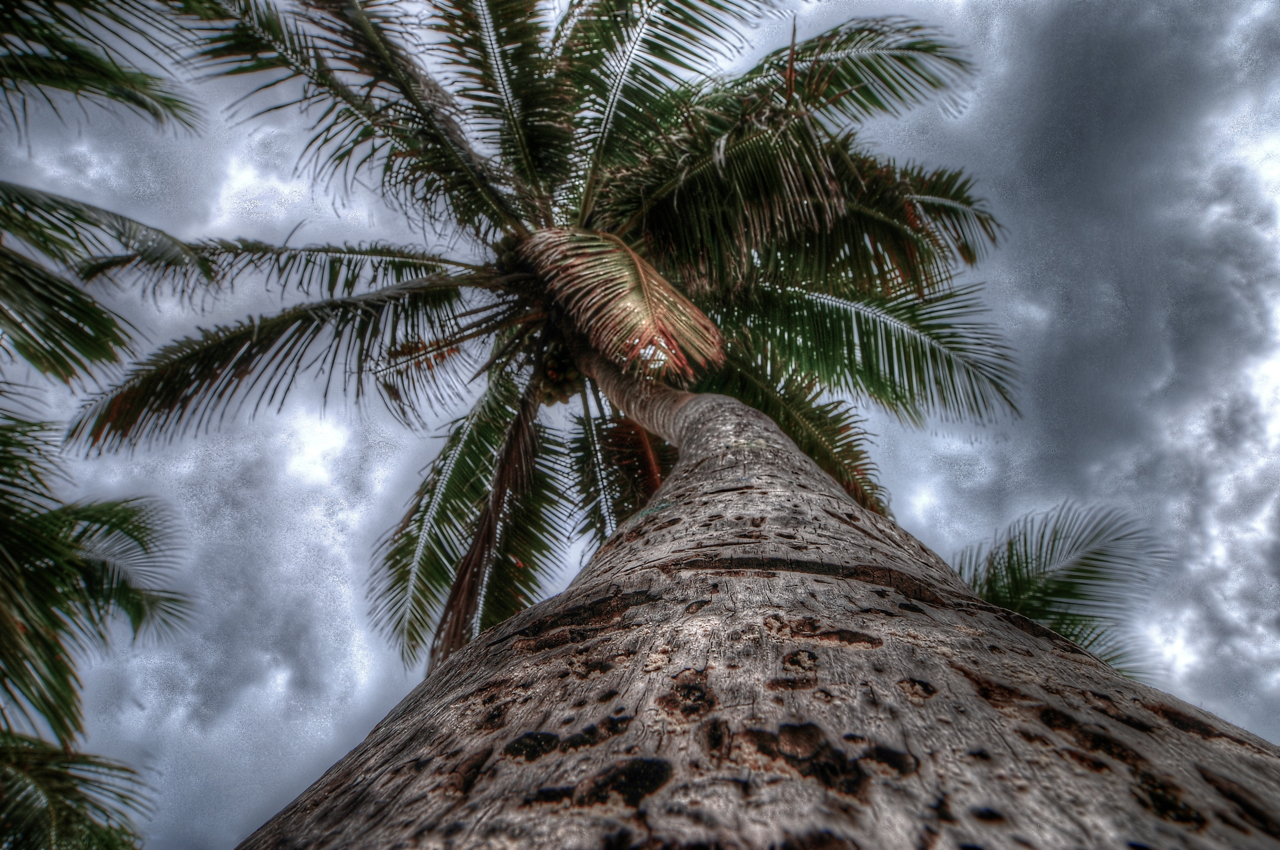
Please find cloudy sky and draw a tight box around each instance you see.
[6,0,1280,846]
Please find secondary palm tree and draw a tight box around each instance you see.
[70,0,1016,672]
[955,502,1168,680]
[2,2,197,844]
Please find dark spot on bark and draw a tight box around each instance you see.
[863,744,917,776]
[987,644,1005,654]
[967,748,991,760]
[897,679,937,702]
[955,666,1034,708]
[701,718,731,760]
[1061,748,1110,772]
[574,657,614,678]
[780,833,861,850]
[1039,707,1077,731]
[561,725,601,750]
[929,794,957,823]
[602,714,632,736]
[525,786,574,805]
[685,599,710,614]
[859,606,900,619]
[872,590,889,598]
[576,758,673,808]
[818,629,882,647]
[898,602,925,614]
[1198,764,1280,838]
[784,649,818,671]
[745,724,866,797]
[654,517,681,530]
[573,698,588,708]
[767,676,817,691]
[451,748,491,795]
[657,669,717,719]
[515,590,659,641]
[1132,770,1205,827]
[1017,728,1051,746]
[439,821,465,837]
[750,516,766,527]
[504,732,559,761]
[598,689,619,702]
[971,808,1005,822]
[477,702,508,730]
[1147,703,1222,739]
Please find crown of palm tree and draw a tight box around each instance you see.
[68,0,1018,670]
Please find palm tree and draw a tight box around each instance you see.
[1,2,196,844]
[955,502,1168,679]
[71,0,1015,672]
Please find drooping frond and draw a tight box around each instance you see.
[429,375,543,667]
[184,0,523,234]
[80,237,464,302]
[0,731,145,849]
[0,180,208,275]
[428,0,573,214]
[523,228,724,377]
[0,410,186,744]
[67,277,499,450]
[694,334,886,513]
[713,284,1017,424]
[953,503,1168,677]
[568,392,676,548]
[369,372,521,666]
[0,0,194,129]
[478,422,574,631]
[0,243,130,383]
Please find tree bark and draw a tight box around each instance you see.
[239,370,1280,849]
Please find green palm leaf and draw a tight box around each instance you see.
[714,284,1017,424]
[67,276,500,450]
[370,373,522,666]
[1,0,194,129]
[568,390,676,548]
[80,237,461,301]
[0,731,145,849]
[0,410,185,745]
[729,18,970,127]
[184,0,523,235]
[565,0,768,221]
[428,0,573,213]
[523,228,724,377]
[954,503,1168,677]
[693,334,886,514]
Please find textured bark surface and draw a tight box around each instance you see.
[240,394,1280,850]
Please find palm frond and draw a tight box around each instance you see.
[523,228,724,377]
[369,372,522,666]
[729,18,970,128]
[477,420,573,631]
[0,180,208,275]
[183,0,523,234]
[694,334,886,513]
[0,243,130,383]
[0,731,145,849]
[953,503,1168,677]
[0,0,194,130]
[0,410,187,745]
[80,237,463,302]
[428,0,573,215]
[429,375,544,667]
[67,277,497,450]
[568,391,675,548]
[565,0,768,220]
[713,284,1017,424]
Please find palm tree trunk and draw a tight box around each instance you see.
[239,363,1280,850]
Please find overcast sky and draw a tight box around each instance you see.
[6,0,1280,846]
